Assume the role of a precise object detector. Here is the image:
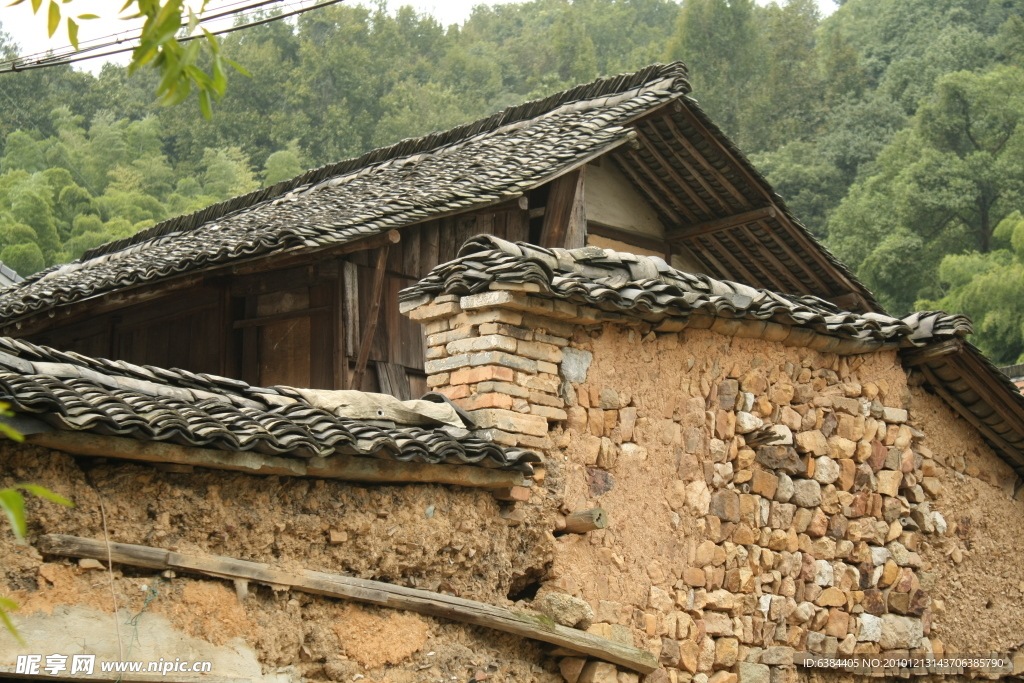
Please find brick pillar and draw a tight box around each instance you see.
[404,288,575,450]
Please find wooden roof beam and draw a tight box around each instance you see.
[666,206,777,242]
[625,150,701,223]
[662,113,752,208]
[738,225,814,295]
[639,122,732,213]
[693,236,762,286]
[612,154,686,225]
[755,220,830,293]
[633,128,717,218]
[719,230,789,292]
[918,363,1024,470]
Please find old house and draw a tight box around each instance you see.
[2,63,1024,683]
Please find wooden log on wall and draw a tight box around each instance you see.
[37,534,659,674]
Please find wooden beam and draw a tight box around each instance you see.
[540,169,585,249]
[25,430,526,488]
[720,230,788,292]
[587,222,669,255]
[677,103,774,205]
[681,239,730,279]
[661,114,752,208]
[697,236,762,287]
[755,220,830,293]
[351,244,393,390]
[739,226,813,295]
[640,121,732,213]
[232,305,332,329]
[611,154,684,225]
[633,127,716,218]
[665,206,777,242]
[901,340,964,367]
[625,150,701,224]
[917,364,1024,468]
[37,534,659,674]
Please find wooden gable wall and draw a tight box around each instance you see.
[23,203,531,399]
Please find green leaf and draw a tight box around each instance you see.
[77,13,99,19]
[67,17,78,50]
[0,599,24,645]
[0,422,25,443]
[225,59,251,78]
[30,0,42,12]
[47,0,60,37]
[0,489,27,542]
[198,89,212,121]
[17,484,74,508]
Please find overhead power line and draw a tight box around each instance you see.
[0,0,344,74]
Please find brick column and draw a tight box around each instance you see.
[404,287,576,450]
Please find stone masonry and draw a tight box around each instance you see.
[405,287,958,683]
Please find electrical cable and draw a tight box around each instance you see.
[0,0,342,73]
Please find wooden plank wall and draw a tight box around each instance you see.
[23,205,531,399]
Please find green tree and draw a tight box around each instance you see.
[1,242,45,276]
[262,142,304,187]
[828,65,1024,313]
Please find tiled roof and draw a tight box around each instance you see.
[0,64,690,323]
[0,337,539,472]
[401,235,970,351]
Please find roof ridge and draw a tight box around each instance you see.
[67,62,689,267]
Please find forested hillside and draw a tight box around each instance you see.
[2,0,1024,361]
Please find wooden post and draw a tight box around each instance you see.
[540,169,586,249]
[563,508,607,533]
[351,242,393,390]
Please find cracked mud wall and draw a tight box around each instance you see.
[0,442,565,682]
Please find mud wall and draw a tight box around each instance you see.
[545,324,1024,682]
[0,443,564,682]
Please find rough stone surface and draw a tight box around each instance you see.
[534,592,594,629]
[879,614,923,649]
[561,347,592,383]
[791,479,822,508]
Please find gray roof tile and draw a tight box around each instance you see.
[0,336,538,472]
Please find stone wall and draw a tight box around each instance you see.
[405,288,1024,683]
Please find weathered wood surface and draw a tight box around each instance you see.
[26,431,525,488]
[563,507,608,533]
[37,534,658,674]
[352,244,393,389]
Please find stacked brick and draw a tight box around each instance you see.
[408,288,574,450]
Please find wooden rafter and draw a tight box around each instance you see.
[611,154,684,225]
[755,220,830,293]
[633,128,716,217]
[683,239,730,279]
[641,121,732,213]
[662,114,752,208]
[740,226,812,295]
[918,363,1024,470]
[722,229,788,292]
[625,149,700,223]
[695,236,760,285]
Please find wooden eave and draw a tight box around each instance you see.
[612,98,880,313]
[903,339,1024,478]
